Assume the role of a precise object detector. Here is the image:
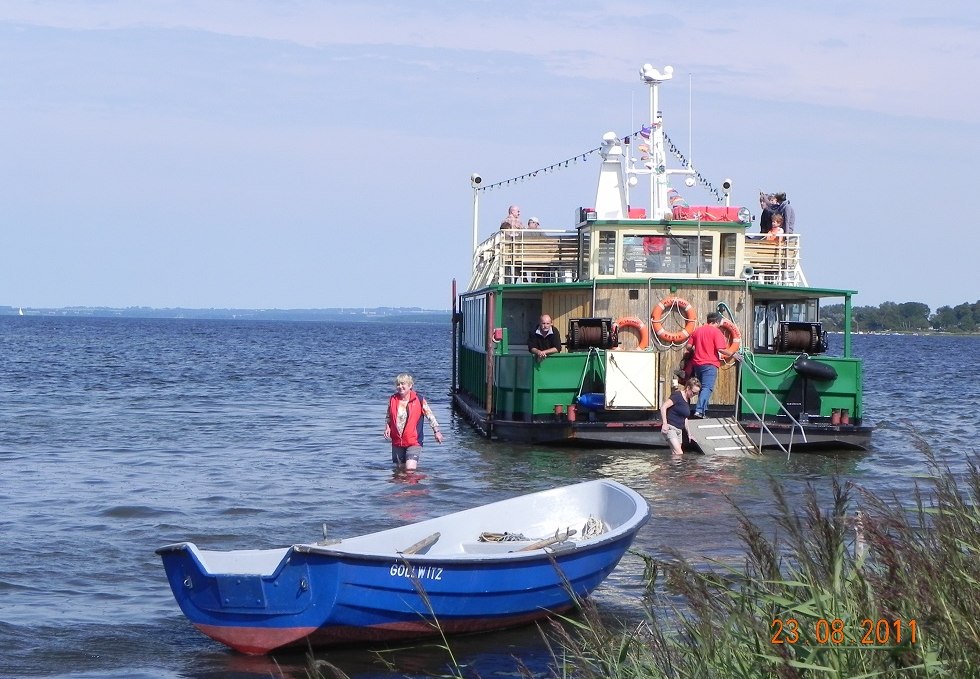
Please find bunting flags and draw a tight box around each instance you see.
[476,127,725,203]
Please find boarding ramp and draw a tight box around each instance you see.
[687,418,760,457]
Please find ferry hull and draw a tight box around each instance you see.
[453,393,871,451]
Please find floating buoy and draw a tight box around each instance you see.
[576,392,605,411]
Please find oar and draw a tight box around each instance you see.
[401,532,441,555]
[515,528,577,552]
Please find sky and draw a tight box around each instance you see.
[2,1,978,312]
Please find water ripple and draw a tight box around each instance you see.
[1,317,977,678]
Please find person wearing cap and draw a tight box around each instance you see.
[527,217,540,229]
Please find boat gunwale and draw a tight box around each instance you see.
[158,480,650,571]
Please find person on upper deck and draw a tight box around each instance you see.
[764,213,785,242]
[759,192,778,234]
[526,217,540,229]
[528,315,562,360]
[773,192,795,233]
[500,205,525,230]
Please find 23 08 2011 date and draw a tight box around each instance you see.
[771,618,919,645]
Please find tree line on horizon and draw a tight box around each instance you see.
[820,300,979,333]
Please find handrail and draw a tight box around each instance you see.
[470,229,580,287]
[743,233,803,285]
[735,354,807,459]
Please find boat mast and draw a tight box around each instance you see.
[470,173,483,255]
[634,64,696,219]
[640,64,673,220]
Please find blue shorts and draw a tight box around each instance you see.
[391,445,422,465]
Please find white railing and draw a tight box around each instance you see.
[468,229,808,290]
[743,233,806,286]
[468,230,580,290]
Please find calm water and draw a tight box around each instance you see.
[1,317,978,678]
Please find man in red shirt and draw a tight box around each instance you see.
[685,311,740,418]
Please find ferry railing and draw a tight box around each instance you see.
[743,233,804,286]
[470,230,580,288]
[735,356,807,459]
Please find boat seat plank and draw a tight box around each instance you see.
[462,541,533,554]
[400,532,441,555]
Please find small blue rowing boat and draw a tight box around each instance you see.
[157,479,649,655]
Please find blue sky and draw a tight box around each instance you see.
[2,1,977,311]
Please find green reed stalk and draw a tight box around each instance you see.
[549,444,979,678]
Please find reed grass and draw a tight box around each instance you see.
[304,444,980,678]
[546,444,980,678]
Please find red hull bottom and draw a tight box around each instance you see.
[195,606,571,655]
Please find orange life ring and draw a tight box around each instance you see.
[719,319,741,363]
[651,296,698,344]
[613,316,649,350]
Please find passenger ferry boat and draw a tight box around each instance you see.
[451,64,871,452]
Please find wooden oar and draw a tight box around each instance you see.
[401,532,440,555]
[515,528,577,552]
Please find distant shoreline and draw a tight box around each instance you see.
[0,306,451,323]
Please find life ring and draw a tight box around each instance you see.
[613,316,649,350]
[719,319,741,363]
[650,296,697,344]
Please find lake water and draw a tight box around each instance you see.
[1,317,977,678]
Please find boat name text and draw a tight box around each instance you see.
[389,563,444,580]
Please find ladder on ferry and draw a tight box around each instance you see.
[687,417,760,456]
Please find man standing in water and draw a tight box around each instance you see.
[384,373,443,471]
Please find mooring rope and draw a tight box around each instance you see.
[478,531,530,542]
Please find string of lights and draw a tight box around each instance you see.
[477,128,725,204]
[476,144,606,192]
[663,132,725,203]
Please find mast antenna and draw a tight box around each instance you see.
[688,74,693,168]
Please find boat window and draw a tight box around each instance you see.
[618,232,713,275]
[622,235,666,273]
[502,299,541,348]
[597,231,616,275]
[720,233,738,277]
[658,234,712,275]
[578,228,591,280]
[461,296,487,351]
[752,300,818,351]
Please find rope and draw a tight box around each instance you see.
[581,516,606,539]
[742,352,798,377]
[575,347,602,401]
[478,531,529,542]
